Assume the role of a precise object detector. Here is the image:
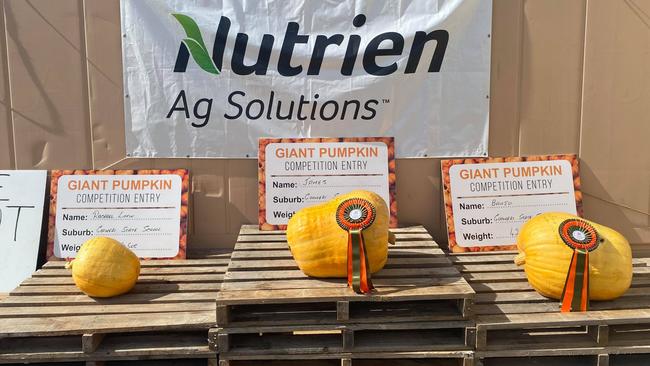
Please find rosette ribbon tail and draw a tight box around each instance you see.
[347,228,373,294]
[560,249,590,312]
[337,198,376,295]
[558,218,600,312]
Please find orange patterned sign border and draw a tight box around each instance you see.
[258,137,397,230]
[441,155,582,253]
[46,169,189,260]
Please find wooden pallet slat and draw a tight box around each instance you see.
[228,256,451,272]
[43,257,231,268]
[0,291,220,307]
[10,282,223,296]
[217,351,474,366]
[21,273,225,286]
[33,266,225,277]
[0,302,216,318]
[217,321,474,335]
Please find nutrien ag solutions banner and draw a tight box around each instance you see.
[121,0,492,158]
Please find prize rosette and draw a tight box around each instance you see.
[336,198,377,294]
[558,219,602,312]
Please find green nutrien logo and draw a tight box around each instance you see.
[172,13,220,75]
[171,13,448,77]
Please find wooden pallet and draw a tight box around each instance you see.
[215,225,475,361]
[0,250,231,365]
[452,251,650,366]
[218,225,474,326]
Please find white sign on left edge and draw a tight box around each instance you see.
[0,171,47,292]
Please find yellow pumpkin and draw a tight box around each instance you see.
[66,237,141,297]
[286,190,392,277]
[515,212,632,301]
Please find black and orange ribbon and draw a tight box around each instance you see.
[336,198,376,294]
[558,219,601,312]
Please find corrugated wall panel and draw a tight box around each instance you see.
[188,159,230,248]
[579,0,650,242]
[394,159,445,242]
[83,0,126,168]
[4,0,93,169]
[0,0,14,169]
[517,0,586,155]
[584,195,650,246]
[488,0,523,157]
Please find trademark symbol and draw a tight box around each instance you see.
[382,99,390,104]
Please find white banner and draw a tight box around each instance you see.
[121,0,491,158]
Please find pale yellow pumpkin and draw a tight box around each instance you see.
[286,190,392,277]
[66,237,141,297]
[515,212,632,301]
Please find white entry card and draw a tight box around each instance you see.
[265,142,389,225]
[0,171,47,292]
[54,174,183,258]
[448,160,578,247]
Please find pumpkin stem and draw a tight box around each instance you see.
[514,253,526,266]
[388,231,396,245]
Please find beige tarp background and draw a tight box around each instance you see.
[0,0,647,250]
